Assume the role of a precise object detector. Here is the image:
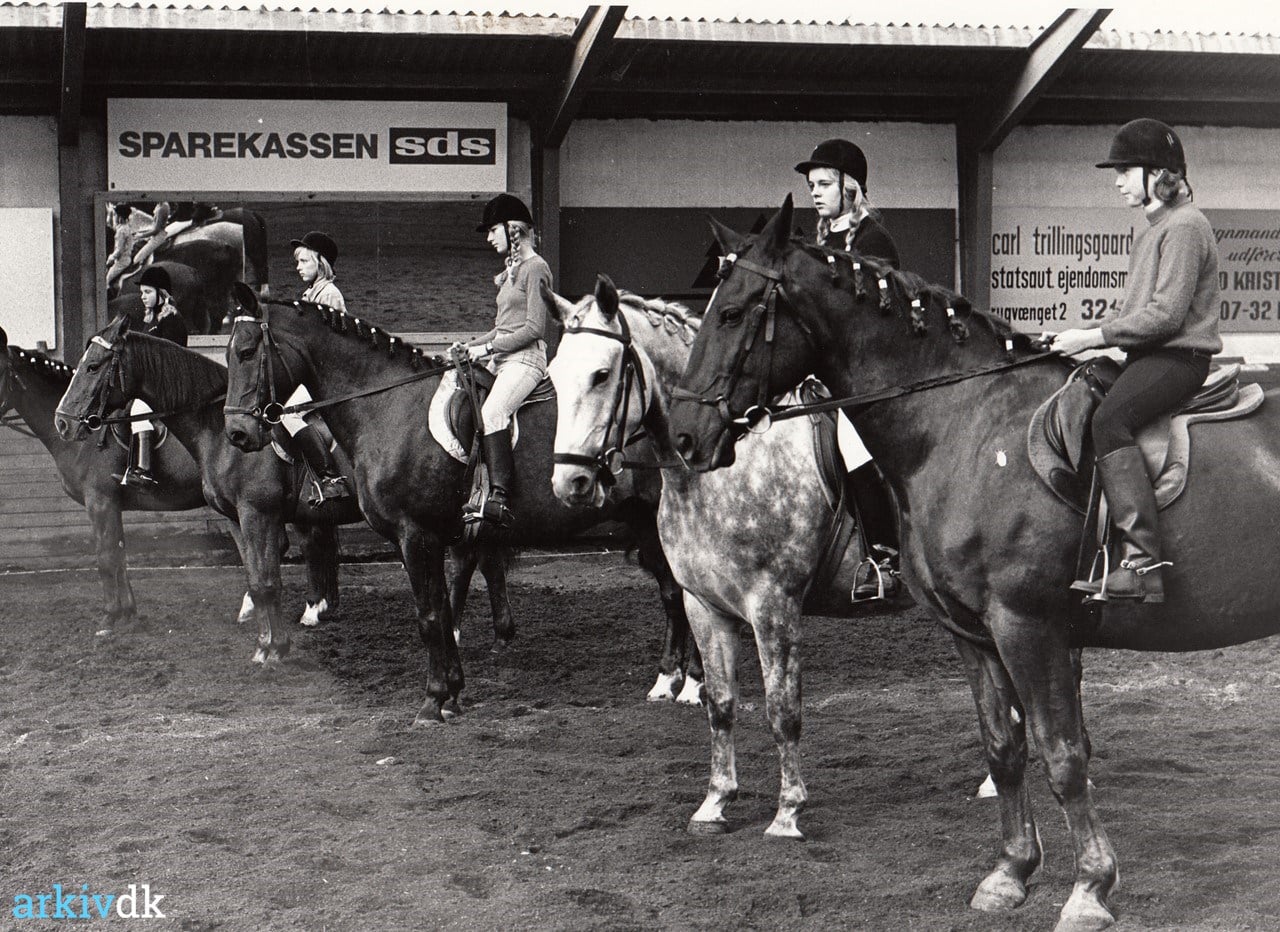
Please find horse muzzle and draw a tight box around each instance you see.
[551,463,606,509]
[224,413,269,452]
[53,412,89,442]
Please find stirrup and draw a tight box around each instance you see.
[115,467,159,490]
[306,475,351,506]
[852,556,899,602]
[461,495,514,545]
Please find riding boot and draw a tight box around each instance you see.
[479,428,517,530]
[116,430,159,490]
[847,463,901,600]
[293,423,351,505]
[1071,446,1168,603]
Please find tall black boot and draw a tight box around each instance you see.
[847,462,901,600]
[1072,446,1168,603]
[480,428,517,529]
[115,430,159,490]
[293,423,351,504]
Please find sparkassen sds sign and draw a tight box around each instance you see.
[107,99,507,193]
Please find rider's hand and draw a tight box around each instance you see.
[1048,328,1107,356]
[467,343,488,362]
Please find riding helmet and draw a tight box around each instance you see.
[476,193,534,232]
[1096,119,1187,174]
[289,230,338,267]
[137,265,171,293]
[795,139,869,193]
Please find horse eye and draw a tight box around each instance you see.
[590,369,610,388]
[719,305,746,325]
[236,346,256,362]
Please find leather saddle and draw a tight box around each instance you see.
[1028,357,1264,513]
[793,379,862,594]
[107,415,169,450]
[428,367,556,464]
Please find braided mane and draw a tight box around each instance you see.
[7,345,74,385]
[274,299,445,370]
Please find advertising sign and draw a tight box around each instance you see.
[108,99,507,193]
[990,208,1280,334]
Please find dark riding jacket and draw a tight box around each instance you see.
[819,216,900,269]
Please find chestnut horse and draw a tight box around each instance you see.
[668,197,1280,931]
[220,290,696,724]
[54,318,361,660]
[548,277,894,836]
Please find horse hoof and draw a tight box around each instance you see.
[976,774,998,798]
[676,677,704,706]
[687,819,728,836]
[1055,890,1115,932]
[412,705,446,727]
[489,638,510,656]
[970,871,1028,912]
[764,820,804,841]
[442,698,463,719]
[647,671,680,702]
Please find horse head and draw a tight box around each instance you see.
[223,282,307,452]
[668,195,821,471]
[55,315,135,442]
[547,274,651,507]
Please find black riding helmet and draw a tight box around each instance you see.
[477,193,534,232]
[1097,119,1188,207]
[137,265,171,293]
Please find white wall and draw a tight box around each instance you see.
[562,120,956,209]
[0,116,58,207]
[0,117,59,348]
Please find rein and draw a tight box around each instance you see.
[60,335,226,431]
[676,251,1062,433]
[554,309,683,485]
[224,298,456,425]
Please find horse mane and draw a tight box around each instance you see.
[616,291,701,344]
[7,345,74,386]
[794,239,1038,351]
[281,299,442,370]
[125,332,227,407]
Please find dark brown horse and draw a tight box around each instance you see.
[220,291,696,724]
[0,327,206,635]
[53,319,361,662]
[668,196,1280,931]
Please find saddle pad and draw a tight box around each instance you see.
[428,369,551,464]
[109,418,169,451]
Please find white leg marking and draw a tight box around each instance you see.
[299,597,327,627]
[676,675,704,706]
[647,671,680,702]
[976,773,998,798]
[237,592,254,625]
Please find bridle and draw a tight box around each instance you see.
[223,302,299,426]
[552,307,660,488]
[56,332,226,431]
[670,252,807,439]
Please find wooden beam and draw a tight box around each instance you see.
[540,5,625,149]
[530,144,562,358]
[971,8,1110,152]
[955,135,994,310]
[58,1,86,146]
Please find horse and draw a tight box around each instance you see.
[220,289,700,724]
[547,275,902,837]
[667,195,1280,931]
[53,318,362,661]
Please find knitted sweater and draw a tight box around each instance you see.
[303,278,346,313]
[477,254,551,354]
[1101,200,1222,355]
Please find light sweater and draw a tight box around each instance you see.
[1100,199,1222,355]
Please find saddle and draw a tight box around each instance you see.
[427,367,556,464]
[1028,358,1264,513]
[106,416,169,450]
[793,379,862,596]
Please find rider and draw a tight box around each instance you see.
[455,193,551,534]
[795,138,902,600]
[281,230,353,504]
[115,265,188,489]
[122,201,174,279]
[1051,119,1221,603]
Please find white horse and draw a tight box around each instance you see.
[548,276,889,838]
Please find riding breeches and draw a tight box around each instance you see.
[128,398,154,435]
[481,351,546,434]
[1092,348,1212,457]
[280,384,311,436]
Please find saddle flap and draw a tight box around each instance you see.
[428,368,546,465]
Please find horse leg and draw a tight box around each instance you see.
[297,522,340,627]
[88,497,136,636]
[748,599,806,839]
[401,528,464,725]
[447,544,478,645]
[684,592,741,834]
[239,512,289,665]
[953,634,1042,911]
[226,521,255,624]
[992,608,1117,931]
[635,529,698,703]
[478,545,515,651]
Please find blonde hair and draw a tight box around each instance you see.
[1151,168,1193,205]
[810,167,882,251]
[293,246,335,283]
[495,221,540,285]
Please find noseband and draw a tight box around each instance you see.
[57,334,125,432]
[553,308,653,488]
[670,253,800,439]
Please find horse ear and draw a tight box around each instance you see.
[114,313,133,335]
[0,326,7,350]
[231,281,260,318]
[708,215,747,256]
[761,194,795,254]
[541,279,577,324]
[594,273,620,321]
